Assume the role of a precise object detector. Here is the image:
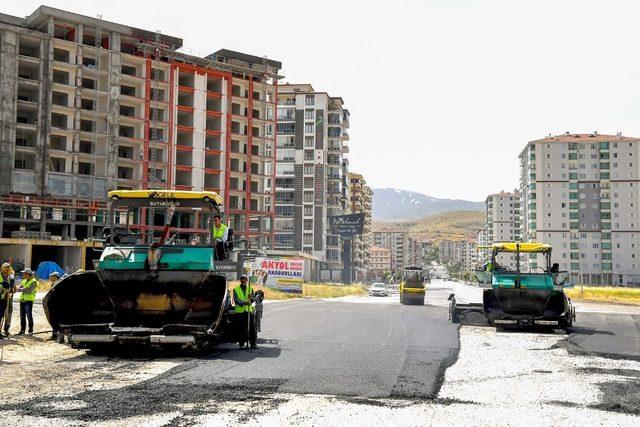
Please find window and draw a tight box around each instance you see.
[303,219,313,230]
[303,234,313,245]
[303,177,313,189]
[305,95,314,105]
[305,136,314,147]
[275,206,294,217]
[304,123,314,133]
[304,150,314,161]
[304,192,313,203]
[304,109,314,120]
[277,122,295,134]
[304,205,313,216]
[303,164,314,175]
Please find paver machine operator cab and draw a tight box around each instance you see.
[400,266,427,305]
[43,190,248,350]
[449,242,575,329]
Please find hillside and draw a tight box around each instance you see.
[374,210,485,241]
[373,188,483,221]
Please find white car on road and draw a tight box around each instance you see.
[369,282,389,297]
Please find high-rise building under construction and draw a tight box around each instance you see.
[0,6,280,270]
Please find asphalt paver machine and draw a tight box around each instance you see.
[449,242,575,330]
[43,190,252,350]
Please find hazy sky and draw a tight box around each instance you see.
[5,1,640,201]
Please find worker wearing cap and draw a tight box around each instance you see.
[17,268,38,335]
[233,274,257,349]
[0,262,15,338]
[49,271,60,284]
[212,214,229,261]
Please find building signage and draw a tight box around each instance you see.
[329,213,365,236]
[250,257,304,293]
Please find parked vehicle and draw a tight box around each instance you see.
[369,282,389,297]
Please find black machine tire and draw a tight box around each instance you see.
[401,293,424,306]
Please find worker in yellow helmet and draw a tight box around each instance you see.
[17,268,38,335]
[233,275,257,349]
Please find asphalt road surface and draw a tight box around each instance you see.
[435,279,640,359]
[154,298,459,399]
[0,280,638,425]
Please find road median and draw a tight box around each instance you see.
[227,281,367,300]
[565,286,640,306]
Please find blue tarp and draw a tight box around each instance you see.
[35,261,65,280]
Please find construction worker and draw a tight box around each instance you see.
[233,274,257,350]
[48,272,61,340]
[212,214,229,261]
[49,271,61,284]
[0,262,15,338]
[17,268,38,335]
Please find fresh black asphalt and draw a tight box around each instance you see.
[156,299,460,398]
[565,311,640,360]
[1,281,637,423]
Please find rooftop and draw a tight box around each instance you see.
[24,6,183,48]
[212,49,281,70]
[531,132,640,143]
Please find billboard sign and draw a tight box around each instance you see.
[329,213,365,236]
[250,257,305,293]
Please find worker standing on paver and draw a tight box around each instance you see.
[233,274,258,350]
[212,214,229,261]
[0,262,15,338]
[17,268,38,335]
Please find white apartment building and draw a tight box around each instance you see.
[477,228,489,264]
[485,191,521,269]
[274,84,350,279]
[439,239,477,272]
[519,132,640,285]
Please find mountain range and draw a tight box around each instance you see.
[372,188,484,221]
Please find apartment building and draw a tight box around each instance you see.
[348,172,372,282]
[458,240,478,271]
[439,239,458,263]
[407,237,431,268]
[274,84,350,279]
[0,6,280,270]
[369,246,391,281]
[485,190,521,269]
[477,228,489,263]
[439,239,477,272]
[373,230,408,274]
[519,132,640,285]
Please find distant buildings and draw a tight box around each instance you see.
[348,172,373,282]
[485,190,521,269]
[477,228,489,264]
[519,132,640,285]
[373,231,408,274]
[439,239,478,272]
[369,246,391,281]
